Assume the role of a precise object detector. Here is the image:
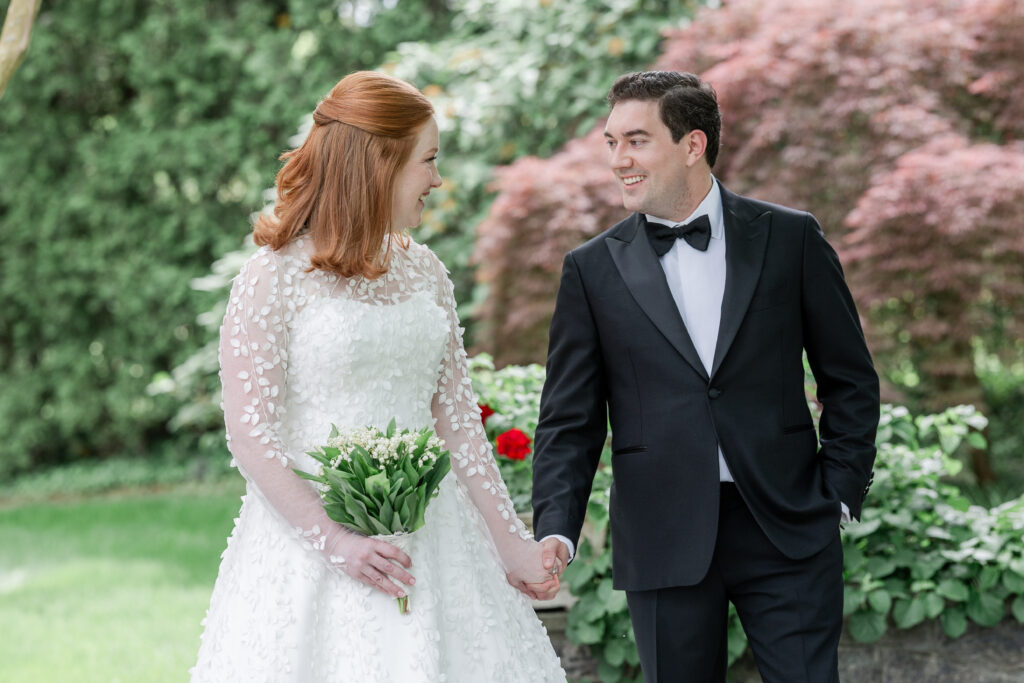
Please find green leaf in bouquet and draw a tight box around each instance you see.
[305,449,333,468]
[329,424,340,439]
[415,430,431,452]
[350,487,378,512]
[366,472,391,500]
[326,468,357,496]
[323,502,350,525]
[423,453,451,499]
[388,471,407,499]
[402,458,421,487]
[398,492,416,531]
[413,487,429,531]
[368,515,392,536]
[380,497,395,532]
[386,418,397,438]
[293,468,323,483]
[351,446,375,479]
[344,497,374,536]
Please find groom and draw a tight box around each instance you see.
[531,71,880,681]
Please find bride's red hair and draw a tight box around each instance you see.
[254,71,434,279]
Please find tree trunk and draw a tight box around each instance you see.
[0,0,42,99]
[971,424,997,486]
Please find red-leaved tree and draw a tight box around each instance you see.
[473,0,1024,462]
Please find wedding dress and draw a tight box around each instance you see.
[190,235,566,682]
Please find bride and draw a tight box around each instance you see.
[190,71,567,682]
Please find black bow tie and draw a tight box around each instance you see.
[646,214,712,256]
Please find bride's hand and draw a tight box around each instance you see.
[506,538,565,601]
[327,531,416,598]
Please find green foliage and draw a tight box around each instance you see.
[843,404,1024,643]
[468,353,546,509]
[0,0,451,478]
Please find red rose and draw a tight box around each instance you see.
[478,403,495,425]
[496,428,531,461]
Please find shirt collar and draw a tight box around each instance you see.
[644,176,724,240]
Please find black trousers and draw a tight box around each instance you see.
[626,483,843,683]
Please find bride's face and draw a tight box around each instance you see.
[391,118,442,230]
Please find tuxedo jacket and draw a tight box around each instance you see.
[531,184,880,592]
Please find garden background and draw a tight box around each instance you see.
[1,0,1023,681]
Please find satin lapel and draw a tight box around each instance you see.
[606,215,709,382]
[711,193,770,378]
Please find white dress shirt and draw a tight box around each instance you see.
[646,176,733,482]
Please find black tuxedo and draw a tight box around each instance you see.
[532,184,879,680]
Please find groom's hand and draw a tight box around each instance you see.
[540,536,570,578]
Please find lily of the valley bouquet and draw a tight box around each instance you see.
[295,419,451,613]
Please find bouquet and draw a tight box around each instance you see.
[294,418,451,613]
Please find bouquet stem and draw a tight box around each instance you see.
[396,595,410,614]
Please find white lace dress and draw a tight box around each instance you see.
[190,236,566,682]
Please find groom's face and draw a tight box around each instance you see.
[604,99,697,221]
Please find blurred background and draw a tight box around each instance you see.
[1,0,1022,681]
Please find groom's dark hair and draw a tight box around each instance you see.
[607,71,721,168]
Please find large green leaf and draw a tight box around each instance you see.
[1012,596,1024,623]
[868,589,892,615]
[941,606,968,638]
[966,590,1004,627]
[568,618,605,645]
[1002,571,1024,594]
[936,578,969,602]
[922,592,945,619]
[848,611,887,643]
[893,596,926,629]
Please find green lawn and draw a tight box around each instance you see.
[0,481,245,683]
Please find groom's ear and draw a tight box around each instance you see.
[684,129,708,167]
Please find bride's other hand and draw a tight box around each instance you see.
[328,532,415,598]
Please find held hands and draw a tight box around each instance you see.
[327,531,415,599]
[506,536,570,601]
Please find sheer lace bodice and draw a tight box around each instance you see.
[218,234,531,571]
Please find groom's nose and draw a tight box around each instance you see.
[609,145,632,171]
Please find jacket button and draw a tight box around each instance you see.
[708,388,721,399]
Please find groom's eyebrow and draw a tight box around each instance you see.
[604,129,650,139]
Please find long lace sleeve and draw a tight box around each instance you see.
[219,249,351,568]
[427,255,536,571]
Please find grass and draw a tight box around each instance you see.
[0,479,245,683]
